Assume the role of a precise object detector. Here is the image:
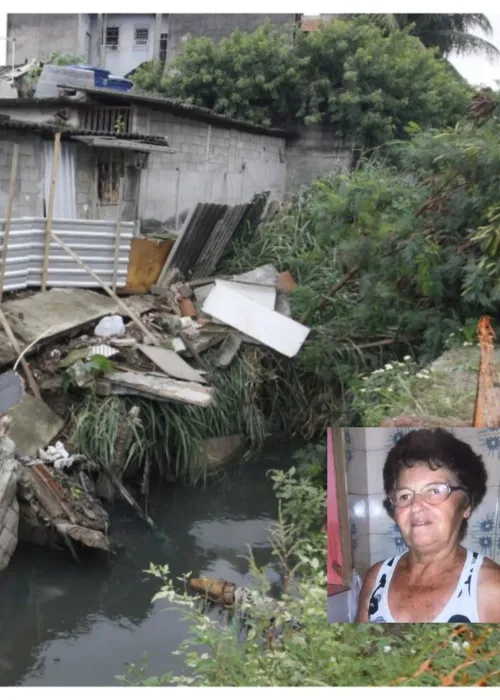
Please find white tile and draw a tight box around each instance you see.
[368,495,395,535]
[464,487,499,561]
[346,448,368,495]
[352,529,371,573]
[343,428,366,452]
[365,428,393,452]
[366,449,388,495]
[370,531,407,566]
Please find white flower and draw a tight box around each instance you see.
[385,364,393,371]
[384,646,392,653]
[463,641,470,649]
[403,371,410,376]
[387,388,393,393]
[404,355,411,361]
[450,641,460,651]
[360,388,366,393]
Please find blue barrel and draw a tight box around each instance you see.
[106,76,134,92]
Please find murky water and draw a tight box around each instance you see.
[0,441,295,686]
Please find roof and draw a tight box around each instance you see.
[0,115,170,146]
[59,85,292,138]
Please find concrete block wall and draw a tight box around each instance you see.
[0,131,44,218]
[7,14,82,64]
[285,125,353,197]
[166,14,296,61]
[137,107,287,230]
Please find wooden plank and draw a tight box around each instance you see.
[112,178,124,294]
[137,344,207,384]
[202,282,310,358]
[0,143,19,302]
[332,427,352,587]
[123,238,174,294]
[41,132,61,292]
[95,370,214,406]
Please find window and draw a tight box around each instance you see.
[97,151,125,205]
[159,32,168,62]
[134,27,149,47]
[105,26,120,48]
[80,106,131,134]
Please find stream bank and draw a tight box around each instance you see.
[0,438,298,687]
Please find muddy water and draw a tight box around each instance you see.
[0,441,295,686]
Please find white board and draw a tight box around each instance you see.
[216,280,276,310]
[202,282,310,358]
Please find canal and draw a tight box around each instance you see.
[0,441,295,686]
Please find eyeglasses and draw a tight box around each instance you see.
[389,482,468,508]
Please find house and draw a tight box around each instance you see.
[6,14,299,76]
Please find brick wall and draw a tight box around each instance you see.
[138,107,287,230]
[0,131,44,218]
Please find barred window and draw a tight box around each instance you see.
[106,26,120,48]
[97,151,125,204]
[134,27,149,47]
[159,33,168,62]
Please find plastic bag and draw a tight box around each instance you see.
[94,315,125,337]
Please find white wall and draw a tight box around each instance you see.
[102,14,156,76]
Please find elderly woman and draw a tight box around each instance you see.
[356,429,500,623]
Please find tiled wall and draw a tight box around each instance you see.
[344,428,500,573]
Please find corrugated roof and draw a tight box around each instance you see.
[58,85,292,138]
[0,116,170,145]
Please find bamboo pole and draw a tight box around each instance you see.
[0,306,41,400]
[0,143,20,302]
[49,231,159,345]
[41,132,61,292]
[112,178,124,293]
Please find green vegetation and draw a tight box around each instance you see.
[132,18,471,143]
[118,456,500,687]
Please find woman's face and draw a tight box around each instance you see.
[392,462,472,552]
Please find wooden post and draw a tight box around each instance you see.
[327,427,352,590]
[0,306,41,400]
[41,132,62,292]
[50,231,159,345]
[0,144,19,302]
[112,178,124,293]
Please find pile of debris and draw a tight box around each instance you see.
[0,370,112,571]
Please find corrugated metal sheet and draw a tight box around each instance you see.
[192,204,249,280]
[0,218,133,292]
[44,141,77,220]
[164,203,228,277]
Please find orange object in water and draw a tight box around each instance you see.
[473,316,500,427]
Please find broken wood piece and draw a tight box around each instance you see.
[202,282,310,358]
[112,178,124,294]
[97,460,156,530]
[54,521,111,553]
[0,307,41,400]
[49,232,159,346]
[42,132,61,292]
[276,271,297,293]
[0,143,19,302]
[95,370,214,406]
[179,297,197,318]
[138,345,207,384]
[214,333,242,368]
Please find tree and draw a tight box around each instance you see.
[364,14,499,58]
[133,18,471,146]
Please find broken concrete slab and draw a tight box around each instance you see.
[195,434,247,471]
[0,289,156,368]
[7,394,65,457]
[202,282,310,358]
[0,371,24,415]
[138,345,207,384]
[214,333,243,368]
[95,370,214,406]
[231,264,279,286]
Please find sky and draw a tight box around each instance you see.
[0,8,500,88]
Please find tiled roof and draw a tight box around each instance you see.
[59,85,292,138]
[0,115,169,145]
